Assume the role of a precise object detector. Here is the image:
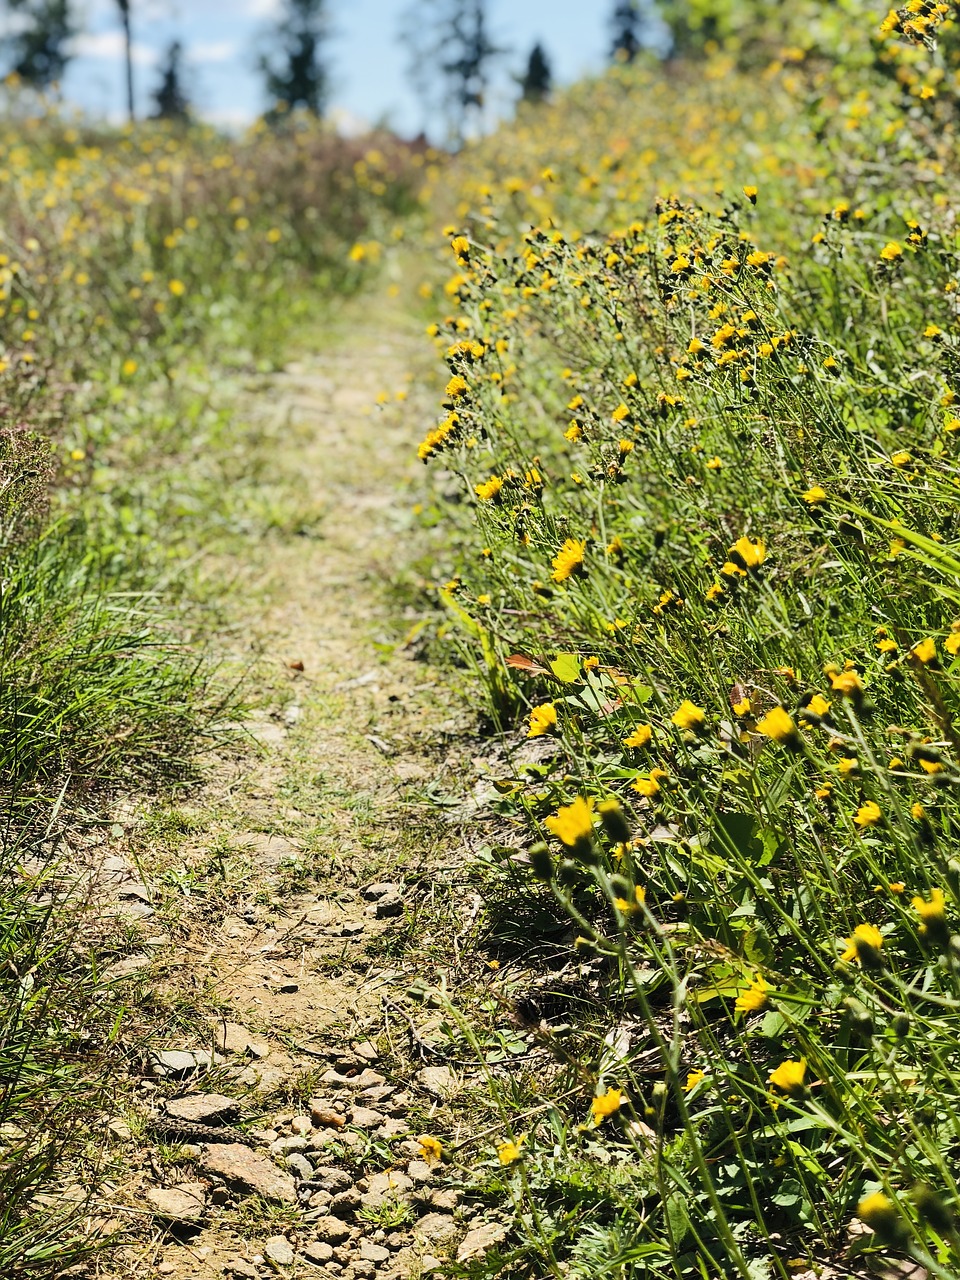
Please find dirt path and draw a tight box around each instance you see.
[94,300,486,1280]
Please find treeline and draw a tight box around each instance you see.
[1,0,682,141]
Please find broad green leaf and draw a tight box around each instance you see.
[550,652,581,683]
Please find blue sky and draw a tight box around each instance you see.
[51,0,616,133]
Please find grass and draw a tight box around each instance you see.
[412,6,960,1278]
[0,102,423,1273]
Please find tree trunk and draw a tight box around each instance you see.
[119,2,134,121]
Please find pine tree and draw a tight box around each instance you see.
[610,0,643,63]
[260,0,330,118]
[401,0,502,146]
[520,42,551,103]
[4,0,75,89]
[151,40,189,121]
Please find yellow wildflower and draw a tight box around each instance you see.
[497,1137,525,1165]
[475,475,503,502]
[912,888,949,947]
[910,637,937,665]
[879,242,903,261]
[854,801,882,828]
[623,724,652,749]
[590,1088,624,1123]
[528,703,558,738]
[551,538,586,583]
[633,767,668,798]
[445,374,469,399]
[672,700,706,731]
[418,1135,443,1166]
[729,535,766,569]
[735,974,770,1014]
[840,922,884,965]
[803,485,827,505]
[768,1059,806,1095]
[545,797,594,849]
[684,1070,706,1091]
[755,707,798,744]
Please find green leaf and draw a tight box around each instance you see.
[665,1194,690,1246]
[550,652,581,683]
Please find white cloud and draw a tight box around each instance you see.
[245,0,282,16]
[69,31,158,66]
[191,41,238,64]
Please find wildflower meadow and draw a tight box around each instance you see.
[9,1,960,1277]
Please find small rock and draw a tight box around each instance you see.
[355,1069,386,1089]
[286,1153,314,1180]
[359,1240,390,1264]
[145,1182,206,1224]
[311,1167,353,1194]
[107,1117,132,1141]
[430,1188,461,1211]
[312,1108,345,1129]
[263,1236,295,1266]
[102,953,153,982]
[224,1261,259,1279]
[352,1040,379,1061]
[414,1213,460,1248]
[374,892,404,919]
[352,1264,376,1280]
[348,1106,383,1130]
[157,1264,176,1276]
[329,1188,361,1215]
[312,1215,351,1244]
[201,1144,296,1204]
[303,1241,334,1265]
[271,1135,310,1157]
[362,882,399,902]
[165,1093,240,1126]
[376,1117,409,1139]
[456,1221,508,1263]
[150,1049,216,1080]
[406,1160,433,1184]
[417,1065,457,1098]
[360,1170,413,1209]
[291,1114,313,1135]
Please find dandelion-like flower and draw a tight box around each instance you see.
[527,703,558,738]
[590,1088,623,1123]
[545,797,594,850]
[768,1058,806,1095]
[671,700,706,731]
[551,538,586,583]
[840,922,884,965]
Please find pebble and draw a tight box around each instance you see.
[361,882,399,902]
[417,1065,457,1098]
[348,1106,383,1129]
[165,1093,239,1125]
[358,1240,390,1264]
[149,1049,217,1080]
[374,892,404,919]
[290,1114,313,1135]
[263,1235,295,1266]
[286,1153,314,1180]
[145,1182,206,1224]
[201,1143,297,1204]
[328,1188,361,1215]
[311,1215,351,1244]
[303,1241,334,1264]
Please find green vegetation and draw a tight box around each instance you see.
[0,105,419,1272]
[415,4,960,1276]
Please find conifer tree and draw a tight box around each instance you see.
[260,0,330,118]
[610,0,643,63]
[4,0,74,89]
[520,41,551,103]
[151,40,189,121]
[401,0,502,146]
